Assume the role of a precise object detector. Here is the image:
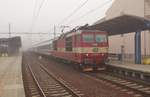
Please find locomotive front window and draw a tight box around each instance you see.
[83,34,94,42]
[96,35,107,43]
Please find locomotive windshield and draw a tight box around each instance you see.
[96,35,107,43]
[83,34,94,42]
[82,34,107,43]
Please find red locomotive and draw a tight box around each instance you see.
[51,29,108,71]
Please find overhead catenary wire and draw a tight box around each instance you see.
[38,0,111,47]
[36,0,47,20]
[30,0,38,32]
[46,0,89,35]
[41,0,89,44]
[0,32,61,35]
[66,0,112,25]
[33,0,112,47]
[30,0,47,32]
[58,0,89,25]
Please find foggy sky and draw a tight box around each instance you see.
[0,0,113,49]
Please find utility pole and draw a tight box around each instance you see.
[9,23,11,38]
[54,25,56,39]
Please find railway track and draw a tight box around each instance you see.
[84,72,150,97]
[22,60,46,97]
[22,56,84,97]
[42,53,150,97]
[41,55,150,97]
[23,53,150,97]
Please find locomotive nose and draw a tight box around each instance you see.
[83,53,107,64]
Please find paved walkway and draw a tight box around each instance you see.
[0,55,25,97]
[108,61,150,73]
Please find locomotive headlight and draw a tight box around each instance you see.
[101,53,104,56]
[86,53,89,56]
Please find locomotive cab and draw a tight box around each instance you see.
[78,30,108,71]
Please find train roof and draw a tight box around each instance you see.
[55,29,107,40]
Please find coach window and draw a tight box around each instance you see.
[65,37,72,51]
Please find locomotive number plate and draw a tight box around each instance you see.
[93,48,98,52]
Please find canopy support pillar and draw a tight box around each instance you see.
[135,31,141,64]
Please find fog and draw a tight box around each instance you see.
[0,0,113,49]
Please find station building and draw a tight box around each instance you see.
[105,0,150,62]
[0,37,21,56]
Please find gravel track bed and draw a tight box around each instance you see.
[29,53,134,97]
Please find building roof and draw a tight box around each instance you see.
[93,17,106,25]
[0,38,8,42]
[88,15,150,35]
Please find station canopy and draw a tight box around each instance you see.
[88,15,150,35]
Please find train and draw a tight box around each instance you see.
[34,29,108,71]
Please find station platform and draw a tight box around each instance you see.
[106,61,150,83]
[0,54,25,97]
[108,61,150,73]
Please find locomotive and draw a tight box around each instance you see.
[50,29,108,71]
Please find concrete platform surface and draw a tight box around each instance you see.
[108,61,150,73]
[0,55,25,97]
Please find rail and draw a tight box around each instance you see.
[85,72,150,97]
[27,63,47,97]
[40,64,83,97]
